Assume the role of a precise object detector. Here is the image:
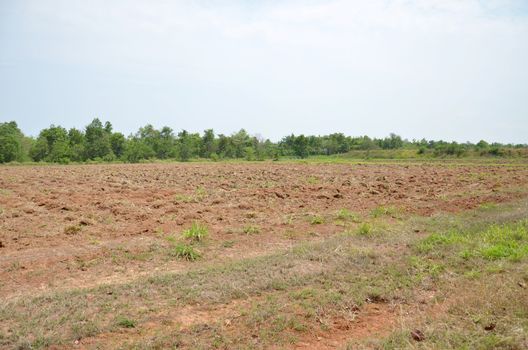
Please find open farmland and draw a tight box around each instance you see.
[1,161,528,349]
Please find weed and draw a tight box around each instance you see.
[310,215,324,225]
[370,205,399,218]
[172,244,201,261]
[336,209,361,222]
[305,176,319,185]
[174,194,193,203]
[115,316,136,328]
[195,186,207,200]
[222,240,235,248]
[243,225,260,234]
[479,202,497,210]
[357,222,372,236]
[182,222,209,242]
[64,225,81,235]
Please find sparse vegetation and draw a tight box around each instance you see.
[242,225,260,234]
[310,215,324,225]
[115,316,136,329]
[357,222,373,235]
[336,208,361,222]
[171,243,201,261]
[64,225,81,235]
[370,205,400,218]
[1,161,528,349]
[182,221,209,242]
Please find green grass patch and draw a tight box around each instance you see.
[335,209,361,223]
[357,222,373,236]
[416,220,528,262]
[370,205,400,218]
[115,316,136,328]
[310,215,324,225]
[182,221,209,242]
[243,225,260,234]
[171,244,201,261]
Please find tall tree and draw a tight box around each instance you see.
[0,121,25,163]
[200,129,216,158]
[177,130,191,162]
[110,132,126,158]
[85,118,113,159]
[293,134,309,158]
[30,125,71,162]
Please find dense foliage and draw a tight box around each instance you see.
[0,119,526,163]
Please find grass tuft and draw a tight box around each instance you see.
[172,243,201,261]
[182,222,209,242]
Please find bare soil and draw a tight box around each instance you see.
[1,162,527,301]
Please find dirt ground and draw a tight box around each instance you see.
[1,162,527,301]
[0,162,528,349]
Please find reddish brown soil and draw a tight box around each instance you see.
[1,162,527,300]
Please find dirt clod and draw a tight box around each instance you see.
[411,329,425,341]
[484,323,496,331]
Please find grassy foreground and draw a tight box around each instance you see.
[1,201,528,349]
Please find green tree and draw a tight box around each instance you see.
[200,129,216,158]
[177,130,191,162]
[68,128,85,161]
[30,125,71,162]
[158,126,175,159]
[85,118,113,159]
[123,138,155,163]
[110,132,126,159]
[0,121,25,163]
[231,129,252,158]
[293,134,309,158]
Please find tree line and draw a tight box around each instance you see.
[0,119,526,164]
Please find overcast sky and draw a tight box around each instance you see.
[1,0,527,143]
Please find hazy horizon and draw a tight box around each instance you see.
[1,0,527,143]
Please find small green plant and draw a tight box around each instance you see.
[305,176,319,185]
[222,240,235,248]
[115,316,136,328]
[310,215,324,225]
[182,222,209,242]
[172,244,201,261]
[357,222,372,236]
[243,225,260,234]
[174,194,194,203]
[479,202,497,210]
[336,209,361,222]
[370,205,399,218]
[195,186,207,200]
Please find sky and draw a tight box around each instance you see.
[1,0,527,143]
